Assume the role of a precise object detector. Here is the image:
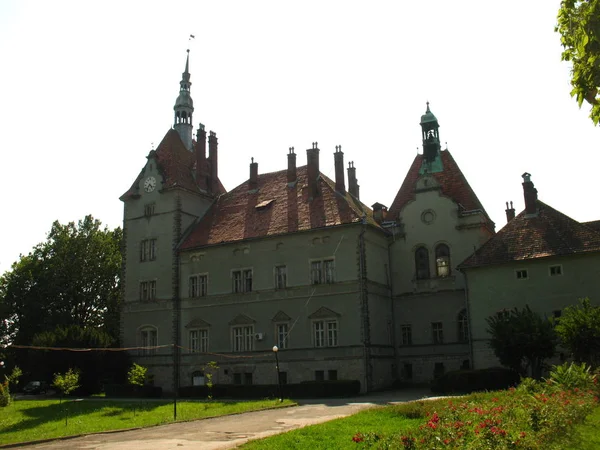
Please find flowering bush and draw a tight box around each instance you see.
[351,380,597,449]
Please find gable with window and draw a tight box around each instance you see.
[229,314,255,352]
[415,246,430,280]
[232,268,253,293]
[435,244,451,277]
[310,258,335,284]
[309,306,340,347]
[139,325,157,355]
[189,273,208,298]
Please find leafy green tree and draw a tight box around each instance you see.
[127,363,147,391]
[556,0,600,125]
[555,297,600,367]
[486,306,558,378]
[0,215,122,374]
[53,368,80,404]
[203,361,219,400]
[0,366,22,407]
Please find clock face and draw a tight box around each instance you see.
[144,176,156,193]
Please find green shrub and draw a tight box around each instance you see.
[547,361,595,390]
[391,400,438,419]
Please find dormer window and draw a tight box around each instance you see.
[415,247,430,280]
[435,244,451,277]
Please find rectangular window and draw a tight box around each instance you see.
[401,324,412,345]
[189,329,209,353]
[310,259,335,285]
[244,372,253,385]
[189,274,208,297]
[140,329,157,356]
[432,322,444,344]
[516,269,528,280]
[140,239,157,262]
[328,370,338,381]
[314,320,338,347]
[403,363,413,380]
[549,265,563,276]
[233,373,242,385]
[144,203,155,217]
[139,281,156,301]
[276,323,289,349]
[275,265,287,289]
[315,370,325,381]
[232,269,252,293]
[232,325,254,352]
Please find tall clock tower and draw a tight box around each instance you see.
[119,53,224,393]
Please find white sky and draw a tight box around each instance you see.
[0,0,598,275]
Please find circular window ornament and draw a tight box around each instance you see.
[421,209,436,225]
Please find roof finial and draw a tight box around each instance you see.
[426,101,430,112]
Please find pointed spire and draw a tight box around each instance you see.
[173,50,194,151]
[420,102,441,163]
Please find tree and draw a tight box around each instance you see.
[555,297,600,367]
[556,0,600,125]
[486,306,558,378]
[0,366,22,407]
[53,368,80,404]
[127,363,147,392]
[0,215,122,369]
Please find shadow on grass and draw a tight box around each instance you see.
[4,399,163,435]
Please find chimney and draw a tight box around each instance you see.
[195,124,208,191]
[287,147,296,183]
[334,145,345,193]
[348,161,360,199]
[208,131,219,194]
[249,157,258,190]
[505,201,515,222]
[372,202,388,224]
[306,142,320,199]
[522,172,538,216]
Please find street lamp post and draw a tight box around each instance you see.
[272,346,283,402]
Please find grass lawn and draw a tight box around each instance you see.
[0,397,295,446]
[566,406,600,449]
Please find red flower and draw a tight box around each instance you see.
[352,433,364,443]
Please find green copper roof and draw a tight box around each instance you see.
[420,102,438,125]
[419,151,444,174]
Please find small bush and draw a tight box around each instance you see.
[547,361,595,390]
[430,367,519,394]
[391,400,438,419]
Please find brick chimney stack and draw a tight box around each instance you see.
[208,131,219,194]
[522,172,538,216]
[372,202,387,224]
[505,201,515,222]
[306,142,320,199]
[249,157,258,190]
[287,147,296,184]
[195,124,208,191]
[334,145,345,193]
[348,161,360,199]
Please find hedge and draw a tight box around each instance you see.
[430,367,520,394]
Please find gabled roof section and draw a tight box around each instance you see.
[180,165,380,250]
[387,150,491,224]
[185,318,211,329]
[120,129,225,200]
[229,314,255,326]
[459,201,600,269]
[308,306,341,319]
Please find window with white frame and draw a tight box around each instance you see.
[189,329,209,353]
[192,370,205,386]
[275,265,287,289]
[140,239,157,262]
[232,325,254,352]
[313,320,338,347]
[140,327,157,355]
[310,259,335,284]
[139,280,156,301]
[276,323,289,349]
[435,244,451,277]
[431,322,444,344]
[189,274,208,298]
[232,269,252,293]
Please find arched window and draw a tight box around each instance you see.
[457,309,469,342]
[415,246,430,280]
[435,244,451,277]
[192,370,205,386]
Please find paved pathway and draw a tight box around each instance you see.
[19,389,431,450]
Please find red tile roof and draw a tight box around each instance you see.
[180,166,379,249]
[459,201,600,269]
[583,220,600,233]
[387,150,492,226]
[120,129,225,200]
